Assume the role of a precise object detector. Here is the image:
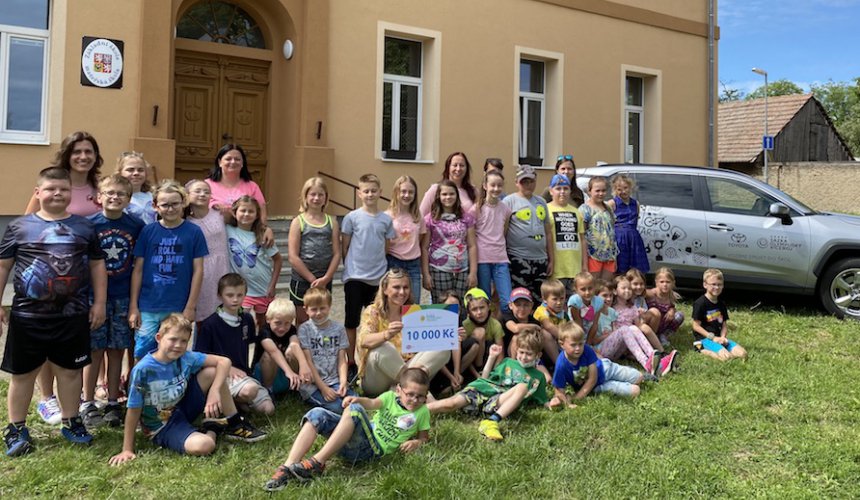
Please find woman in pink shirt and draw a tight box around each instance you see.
[25,131,102,217]
[205,144,268,222]
[419,151,477,216]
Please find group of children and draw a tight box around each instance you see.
[1,148,747,491]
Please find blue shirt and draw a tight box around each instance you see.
[552,344,605,390]
[89,212,144,298]
[133,221,208,312]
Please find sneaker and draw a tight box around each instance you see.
[478,419,504,441]
[4,424,34,457]
[659,350,678,377]
[201,417,228,436]
[225,417,267,443]
[80,401,105,429]
[102,404,123,427]
[61,417,94,445]
[645,352,660,376]
[264,465,294,492]
[287,458,325,483]
[37,396,62,426]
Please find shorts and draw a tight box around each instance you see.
[252,363,292,396]
[136,311,172,358]
[1,314,91,374]
[302,403,384,463]
[344,281,378,329]
[695,337,739,354]
[458,386,502,415]
[304,382,357,414]
[228,375,273,411]
[151,376,206,454]
[593,359,641,397]
[587,257,617,274]
[428,267,469,304]
[242,296,273,315]
[90,297,133,350]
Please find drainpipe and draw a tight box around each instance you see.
[707,0,715,167]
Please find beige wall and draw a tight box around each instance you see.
[745,162,860,214]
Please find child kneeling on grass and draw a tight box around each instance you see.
[427,328,548,442]
[109,314,266,465]
[264,366,431,491]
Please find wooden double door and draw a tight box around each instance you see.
[174,50,270,192]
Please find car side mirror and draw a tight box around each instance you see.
[769,203,792,225]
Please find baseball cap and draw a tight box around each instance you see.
[509,287,533,303]
[515,164,536,182]
[549,174,570,188]
[463,287,489,307]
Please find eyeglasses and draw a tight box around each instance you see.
[101,190,129,198]
[157,202,183,210]
[557,155,574,161]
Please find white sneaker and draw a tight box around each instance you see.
[37,396,62,425]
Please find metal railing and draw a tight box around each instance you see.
[317,171,391,211]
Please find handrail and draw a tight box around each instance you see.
[317,171,391,211]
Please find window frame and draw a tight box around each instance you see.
[625,76,644,164]
[382,36,423,161]
[518,58,546,166]
[0,21,50,144]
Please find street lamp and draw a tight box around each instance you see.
[752,67,769,184]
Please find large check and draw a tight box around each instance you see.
[400,304,460,353]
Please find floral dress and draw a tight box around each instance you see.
[580,203,618,262]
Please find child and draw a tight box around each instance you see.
[580,176,618,282]
[251,297,311,396]
[646,267,685,346]
[567,272,605,347]
[626,267,663,351]
[298,287,356,413]
[428,329,548,441]
[546,174,586,295]
[195,273,274,415]
[610,276,677,376]
[432,291,467,394]
[1,167,107,456]
[289,177,341,325]
[385,175,426,304]
[80,175,145,429]
[108,314,266,465]
[116,151,157,224]
[185,179,231,325]
[692,268,748,361]
[264,367,431,490]
[503,164,553,303]
[227,195,282,327]
[606,174,649,274]
[501,287,542,358]
[471,170,512,314]
[341,173,396,367]
[461,288,504,379]
[550,322,647,407]
[129,179,208,360]
[422,179,477,303]
[532,278,567,364]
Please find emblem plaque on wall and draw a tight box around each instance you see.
[81,36,124,89]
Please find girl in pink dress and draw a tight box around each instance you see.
[185,180,231,326]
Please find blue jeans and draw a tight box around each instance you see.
[594,359,641,397]
[387,255,422,303]
[303,403,384,463]
[305,382,357,414]
[136,311,172,358]
[477,263,512,314]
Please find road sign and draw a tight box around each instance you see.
[763,135,774,151]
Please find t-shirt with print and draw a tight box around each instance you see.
[466,357,548,406]
[463,317,504,343]
[503,194,548,260]
[128,192,157,224]
[89,212,144,299]
[580,203,618,262]
[567,294,605,337]
[692,294,729,341]
[127,350,206,437]
[547,203,584,279]
[424,212,475,273]
[298,319,349,400]
[251,323,298,369]
[533,303,568,326]
[342,209,395,284]
[225,225,279,298]
[205,179,266,212]
[0,214,105,318]
[371,390,431,455]
[194,309,258,373]
[594,306,619,349]
[386,211,426,261]
[470,202,511,264]
[133,221,208,313]
[552,344,605,390]
[500,310,541,353]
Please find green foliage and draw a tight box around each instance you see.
[719,81,744,103]
[811,78,860,157]
[744,79,805,100]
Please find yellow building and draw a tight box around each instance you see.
[0,0,719,217]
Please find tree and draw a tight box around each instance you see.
[744,79,804,100]
[811,78,860,157]
[719,80,744,102]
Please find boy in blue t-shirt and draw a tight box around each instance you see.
[1,167,107,457]
[80,175,145,428]
[108,314,266,464]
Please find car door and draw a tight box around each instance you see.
[702,176,811,289]
[630,172,710,281]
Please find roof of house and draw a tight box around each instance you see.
[718,93,813,163]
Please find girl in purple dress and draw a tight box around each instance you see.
[607,174,649,274]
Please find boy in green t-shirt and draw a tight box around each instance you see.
[428,329,547,442]
[264,367,431,491]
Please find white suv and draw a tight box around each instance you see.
[576,164,860,319]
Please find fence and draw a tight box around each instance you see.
[729,162,860,214]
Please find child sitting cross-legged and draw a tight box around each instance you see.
[109,314,266,465]
[263,367,432,491]
[427,328,548,442]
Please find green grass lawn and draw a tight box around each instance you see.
[2,298,859,498]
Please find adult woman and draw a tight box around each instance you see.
[419,151,477,216]
[356,269,451,396]
[25,131,102,216]
[206,144,268,221]
[541,154,584,207]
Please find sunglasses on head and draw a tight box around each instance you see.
[557,155,573,161]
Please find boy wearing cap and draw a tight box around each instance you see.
[462,288,505,378]
[503,165,554,304]
[546,173,586,296]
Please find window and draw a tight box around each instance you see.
[519,59,545,165]
[704,177,784,216]
[0,0,49,143]
[632,173,696,210]
[177,1,265,48]
[625,76,644,163]
[382,37,422,160]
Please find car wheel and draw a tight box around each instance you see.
[819,258,860,320]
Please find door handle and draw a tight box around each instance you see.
[708,224,734,231]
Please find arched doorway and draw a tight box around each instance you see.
[173,1,271,192]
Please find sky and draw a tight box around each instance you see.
[718,0,860,96]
